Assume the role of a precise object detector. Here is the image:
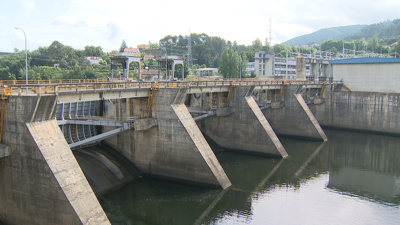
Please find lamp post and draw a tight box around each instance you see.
[15,27,28,91]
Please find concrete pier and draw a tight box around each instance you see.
[103,88,232,189]
[262,85,328,141]
[197,86,288,157]
[0,96,110,225]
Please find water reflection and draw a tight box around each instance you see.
[325,129,400,205]
[99,129,400,224]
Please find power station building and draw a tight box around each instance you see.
[330,58,400,92]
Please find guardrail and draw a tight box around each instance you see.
[0,80,341,96]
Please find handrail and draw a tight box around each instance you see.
[0,80,342,96]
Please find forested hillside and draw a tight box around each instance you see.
[283,19,400,47]
[283,25,367,46]
[344,19,400,45]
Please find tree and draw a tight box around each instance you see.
[119,39,128,52]
[99,60,107,66]
[83,45,103,57]
[263,37,273,53]
[0,51,25,80]
[48,40,66,61]
[238,52,248,78]
[367,36,379,51]
[243,50,255,62]
[59,59,69,69]
[273,44,286,54]
[252,38,263,51]
[218,48,240,78]
[276,50,287,58]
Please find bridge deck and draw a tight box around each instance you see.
[1,80,337,103]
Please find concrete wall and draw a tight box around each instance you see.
[310,84,400,135]
[102,89,231,189]
[0,96,110,225]
[332,63,400,92]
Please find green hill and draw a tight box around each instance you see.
[282,24,367,46]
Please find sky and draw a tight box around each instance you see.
[1,0,400,53]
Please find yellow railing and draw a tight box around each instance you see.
[0,78,112,85]
[147,82,159,118]
[0,79,340,97]
[0,86,9,143]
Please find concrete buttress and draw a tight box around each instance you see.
[294,93,328,141]
[0,95,110,225]
[197,86,288,157]
[262,85,328,141]
[103,88,232,189]
[26,121,110,225]
[245,96,288,157]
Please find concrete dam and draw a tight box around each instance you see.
[0,80,399,224]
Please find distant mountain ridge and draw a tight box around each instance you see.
[282,24,368,46]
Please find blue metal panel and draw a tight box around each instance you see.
[329,57,400,64]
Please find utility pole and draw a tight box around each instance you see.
[286,48,288,79]
[187,29,193,73]
[343,42,345,58]
[239,54,242,80]
[15,27,28,93]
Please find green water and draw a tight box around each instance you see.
[98,129,400,225]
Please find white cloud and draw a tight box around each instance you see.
[20,0,35,10]
[1,0,399,52]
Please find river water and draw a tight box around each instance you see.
[98,129,400,225]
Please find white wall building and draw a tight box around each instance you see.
[85,56,102,65]
[254,51,297,79]
[195,68,220,78]
[247,62,255,76]
[330,58,400,92]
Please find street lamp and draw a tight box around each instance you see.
[15,27,28,92]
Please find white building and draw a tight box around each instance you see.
[195,68,220,78]
[247,62,255,76]
[330,58,400,92]
[85,56,102,65]
[254,51,297,79]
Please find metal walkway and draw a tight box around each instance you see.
[55,101,134,150]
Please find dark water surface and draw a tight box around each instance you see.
[98,129,400,225]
